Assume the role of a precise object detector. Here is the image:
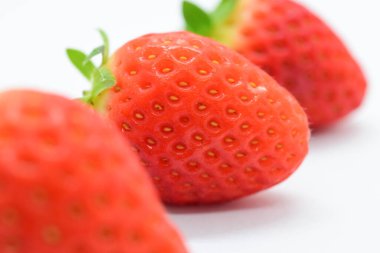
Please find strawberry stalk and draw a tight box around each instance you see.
[66,29,115,105]
[182,0,238,43]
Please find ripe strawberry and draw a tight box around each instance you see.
[182,0,367,128]
[68,31,309,205]
[0,90,187,253]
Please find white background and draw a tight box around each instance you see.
[0,0,379,252]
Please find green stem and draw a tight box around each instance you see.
[98,29,110,66]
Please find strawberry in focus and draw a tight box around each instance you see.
[68,31,309,205]
[0,90,188,253]
[182,0,367,128]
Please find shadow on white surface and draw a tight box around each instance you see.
[312,119,361,137]
[310,115,375,152]
[167,191,299,239]
[311,116,364,138]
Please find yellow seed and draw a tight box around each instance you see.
[162,68,172,73]
[210,121,219,127]
[147,54,156,60]
[224,137,235,143]
[227,108,237,114]
[199,69,208,75]
[169,95,179,102]
[130,70,137,75]
[276,143,284,150]
[135,46,142,51]
[212,60,220,64]
[281,114,288,120]
[178,81,189,87]
[228,78,235,83]
[163,40,171,45]
[208,89,218,95]
[153,176,161,182]
[241,124,250,130]
[194,135,203,141]
[288,154,296,160]
[245,167,254,173]
[260,156,268,161]
[227,177,236,183]
[220,163,230,169]
[122,123,131,131]
[188,161,198,167]
[249,82,258,88]
[250,139,259,145]
[183,183,192,188]
[193,45,199,49]
[235,152,246,158]
[154,104,163,111]
[267,128,276,135]
[198,104,207,111]
[201,173,210,179]
[257,111,265,118]
[176,144,186,151]
[146,138,156,145]
[171,171,179,177]
[163,127,173,133]
[134,112,144,120]
[240,95,249,101]
[207,151,216,157]
[179,56,188,61]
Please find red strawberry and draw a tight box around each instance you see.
[68,31,309,205]
[182,0,367,128]
[0,90,187,253]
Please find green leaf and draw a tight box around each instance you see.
[211,0,237,24]
[84,46,104,65]
[83,29,110,67]
[91,66,115,100]
[182,1,213,36]
[66,48,96,81]
[67,29,114,105]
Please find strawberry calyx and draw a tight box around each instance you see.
[182,0,240,46]
[66,29,115,105]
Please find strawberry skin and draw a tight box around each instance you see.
[184,0,367,128]
[0,90,187,253]
[96,31,310,205]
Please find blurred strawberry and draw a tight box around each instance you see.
[68,30,309,205]
[0,90,187,253]
[182,0,367,128]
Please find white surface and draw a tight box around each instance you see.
[0,0,379,252]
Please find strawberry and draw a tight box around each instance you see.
[0,90,187,253]
[182,0,367,128]
[67,31,309,205]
